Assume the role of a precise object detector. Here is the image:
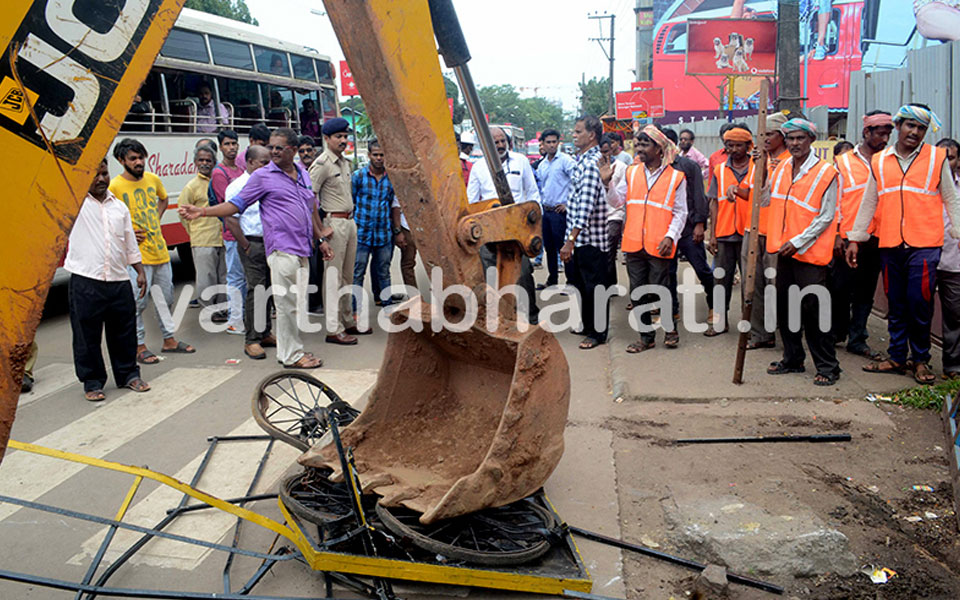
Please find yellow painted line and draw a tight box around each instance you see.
[114,475,143,521]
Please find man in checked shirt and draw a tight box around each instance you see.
[560,116,611,350]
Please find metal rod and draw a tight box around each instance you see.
[674,433,852,444]
[166,493,278,516]
[452,64,513,205]
[568,526,784,595]
[206,434,272,442]
[0,568,331,599]
[223,439,276,593]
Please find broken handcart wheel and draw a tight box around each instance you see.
[375,496,558,566]
[280,467,374,550]
[252,372,360,452]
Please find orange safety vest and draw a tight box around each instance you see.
[766,156,839,266]
[622,163,686,258]
[835,149,875,239]
[713,160,752,238]
[745,149,790,237]
[871,143,947,248]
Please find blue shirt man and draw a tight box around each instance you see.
[352,140,396,308]
[535,129,576,286]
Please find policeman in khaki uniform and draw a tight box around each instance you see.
[309,118,367,345]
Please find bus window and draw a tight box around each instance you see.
[321,88,338,118]
[210,36,254,71]
[664,24,688,55]
[255,46,289,76]
[264,86,295,128]
[316,59,334,84]
[805,8,841,56]
[160,28,209,63]
[218,77,263,133]
[291,55,316,82]
[122,72,165,133]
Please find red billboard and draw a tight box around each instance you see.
[340,60,357,96]
[685,18,777,77]
[630,80,654,90]
[615,88,665,120]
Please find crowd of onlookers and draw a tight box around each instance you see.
[24,100,960,399]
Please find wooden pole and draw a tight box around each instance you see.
[732,79,770,384]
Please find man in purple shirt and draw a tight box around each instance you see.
[181,127,333,369]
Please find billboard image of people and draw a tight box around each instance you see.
[652,0,948,122]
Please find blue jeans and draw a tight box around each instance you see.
[224,240,247,328]
[542,209,567,286]
[881,246,940,365]
[354,242,394,310]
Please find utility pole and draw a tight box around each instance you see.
[776,0,802,113]
[588,12,615,115]
[634,0,654,81]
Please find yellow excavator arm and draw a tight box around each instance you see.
[0,0,187,463]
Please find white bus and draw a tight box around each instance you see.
[110,8,340,251]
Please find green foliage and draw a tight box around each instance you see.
[443,75,466,125]
[891,378,960,411]
[475,84,566,137]
[185,0,259,26]
[579,76,610,118]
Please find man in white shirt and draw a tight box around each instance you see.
[466,127,542,322]
[65,159,150,401]
[937,138,960,378]
[224,145,276,360]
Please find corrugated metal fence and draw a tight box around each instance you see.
[672,105,830,157]
[846,41,959,143]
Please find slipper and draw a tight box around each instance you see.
[284,354,323,369]
[664,331,679,348]
[913,362,936,385]
[124,378,151,392]
[943,371,960,381]
[626,340,655,354]
[344,326,373,336]
[137,349,159,365]
[862,359,905,374]
[260,335,277,348]
[767,361,805,375]
[161,341,195,354]
[746,340,775,350]
[244,344,266,360]
[84,389,105,402]
[579,337,603,350]
[814,373,839,386]
[847,346,883,361]
[703,325,728,337]
[326,333,358,346]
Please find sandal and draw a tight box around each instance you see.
[284,354,324,369]
[746,340,775,350]
[84,389,105,402]
[912,362,936,385]
[161,341,196,353]
[767,361,805,375]
[626,340,655,354]
[847,346,883,361]
[136,349,159,365]
[579,337,603,350]
[664,331,679,348]
[703,325,727,337]
[124,378,151,392]
[862,358,905,374]
[943,371,960,381]
[814,372,839,386]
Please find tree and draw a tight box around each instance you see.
[579,76,610,118]
[185,0,258,26]
[477,84,525,127]
[519,97,565,136]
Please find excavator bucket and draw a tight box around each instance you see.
[298,0,571,524]
[301,300,569,524]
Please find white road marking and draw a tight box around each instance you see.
[67,369,378,570]
[0,367,240,523]
[16,363,76,409]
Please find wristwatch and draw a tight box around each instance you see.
[392,226,402,235]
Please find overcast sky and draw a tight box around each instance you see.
[244,0,641,112]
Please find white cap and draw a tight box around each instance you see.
[460,130,477,145]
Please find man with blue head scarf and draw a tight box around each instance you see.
[845,103,960,384]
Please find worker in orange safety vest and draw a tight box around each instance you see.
[845,103,960,385]
[764,118,842,386]
[608,124,687,353]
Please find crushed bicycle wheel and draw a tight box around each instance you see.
[280,468,374,547]
[252,372,359,451]
[375,497,558,566]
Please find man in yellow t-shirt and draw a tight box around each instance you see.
[110,138,196,364]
